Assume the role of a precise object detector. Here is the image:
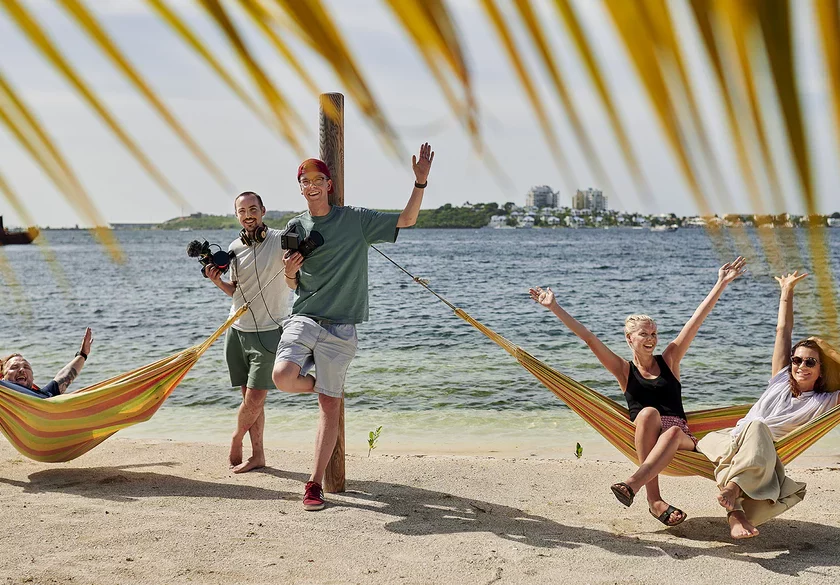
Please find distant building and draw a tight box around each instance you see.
[525,185,559,208]
[573,188,607,211]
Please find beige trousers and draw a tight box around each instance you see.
[696,420,806,526]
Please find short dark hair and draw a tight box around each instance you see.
[0,353,24,377]
[235,191,264,209]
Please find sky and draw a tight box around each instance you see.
[1,0,839,228]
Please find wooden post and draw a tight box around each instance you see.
[320,92,346,494]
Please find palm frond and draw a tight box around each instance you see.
[57,0,233,193]
[1,0,190,213]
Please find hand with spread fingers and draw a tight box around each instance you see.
[718,256,747,285]
[775,270,809,292]
[412,142,434,184]
[529,286,556,309]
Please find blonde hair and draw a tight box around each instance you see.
[624,315,657,336]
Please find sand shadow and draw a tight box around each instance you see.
[261,468,840,576]
[0,463,297,503]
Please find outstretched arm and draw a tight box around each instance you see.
[397,143,434,228]
[771,271,808,376]
[529,286,630,390]
[663,257,746,376]
[53,328,93,394]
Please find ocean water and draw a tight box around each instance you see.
[2,227,840,458]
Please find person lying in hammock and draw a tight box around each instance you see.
[0,328,93,398]
[696,272,840,539]
[529,257,746,527]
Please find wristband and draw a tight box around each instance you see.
[414,181,427,189]
[284,273,297,279]
[75,350,88,361]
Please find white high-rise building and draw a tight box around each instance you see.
[572,188,607,211]
[525,185,559,208]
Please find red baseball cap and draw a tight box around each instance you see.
[297,158,333,194]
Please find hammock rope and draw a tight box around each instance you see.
[372,246,840,479]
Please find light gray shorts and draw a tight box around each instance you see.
[275,316,358,398]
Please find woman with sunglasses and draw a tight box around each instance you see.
[530,257,746,527]
[696,271,840,539]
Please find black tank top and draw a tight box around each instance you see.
[625,355,686,421]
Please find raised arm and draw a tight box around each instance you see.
[662,257,746,376]
[771,271,808,376]
[53,328,93,394]
[529,286,630,390]
[397,142,434,228]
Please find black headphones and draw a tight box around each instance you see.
[240,224,268,246]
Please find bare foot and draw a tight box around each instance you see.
[717,481,741,512]
[229,438,243,469]
[728,511,759,539]
[649,499,686,526]
[231,455,265,474]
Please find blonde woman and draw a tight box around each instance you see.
[697,272,840,539]
[530,257,746,526]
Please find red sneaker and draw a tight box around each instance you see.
[303,481,325,511]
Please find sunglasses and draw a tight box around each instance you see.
[791,355,820,368]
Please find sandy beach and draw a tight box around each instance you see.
[2,439,840,584]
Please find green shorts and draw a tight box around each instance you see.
[224,327,282,390]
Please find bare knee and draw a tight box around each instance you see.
[635,407,661,427]
[243,388,267,409]
[318,394,342,419]
[661,426,682,443]
[272,362,300,391]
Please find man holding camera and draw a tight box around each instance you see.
[205,191,290,473]
[274,143,434,510]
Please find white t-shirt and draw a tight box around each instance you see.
[227,227,291,332]
[732,367,840,440]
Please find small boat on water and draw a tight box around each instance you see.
[0,216,39,245]
[650,224,678,232]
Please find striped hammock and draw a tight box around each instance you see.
[455,308,840,480]
[0,306,246,463]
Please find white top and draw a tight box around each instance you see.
[227,228,291,332]
[732,367,840,441]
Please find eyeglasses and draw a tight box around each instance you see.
[791,355,820,368]
[300,176,328,188]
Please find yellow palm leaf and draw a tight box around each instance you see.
[815,0,840,160]
[196,0,305,153]
[56,0,233,194]
[0,68,122,261]
[0,0,190,214]
[143,0,278,135]
[513,0,618,201]
[552,0,650,202]
[603,0,713,215]
[479,0,576,185]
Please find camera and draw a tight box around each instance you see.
[280,223,324,258]
[186,240,233,278]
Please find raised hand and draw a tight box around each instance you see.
[718,256,747,285]
[412,142,435,184]
[80,328,93,356]
[775,270,808,292]
[529,286,556,309]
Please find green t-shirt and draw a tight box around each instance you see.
[287,206,400,323]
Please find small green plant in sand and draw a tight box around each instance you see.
[575,442,583,459]
[368,426,383,457]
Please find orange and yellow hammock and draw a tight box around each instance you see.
[0,306,246,463]
[455,308,840,480]
[3,290,840,476]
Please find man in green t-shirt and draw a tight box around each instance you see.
[273,143,435,510]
